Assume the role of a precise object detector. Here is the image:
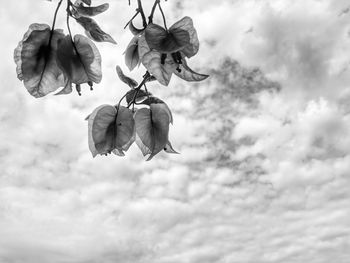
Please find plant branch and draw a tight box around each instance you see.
[157,1,167,30]
[136,0,147,28]
[148,0,159,24]
[124,10,139,29]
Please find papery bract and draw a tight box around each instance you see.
[56,34,102,93]
[14,23,67,97]
[134,104,170,161]
[76,16,116,44]
[88,104,135,157]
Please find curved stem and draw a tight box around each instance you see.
[148,0,159,24]
[157,1,167,30]
[52,0,64,31]
[137,0,147,28]
[124,11,139,29]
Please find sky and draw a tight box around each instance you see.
[1,0,350,262]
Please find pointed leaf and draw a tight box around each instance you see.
[170,16,199,58]
[115,106,135,151]
[73,3,109,17]
[145,23,189,53]
[137,33,151,60]
[134,104,170,160]
[14,23,67,98]
[140,97,173,124]
[88,104,117,157]
[164,140,179,154]
[76,17,116,44]
[57,34,102,86]
[116,65,138,88]
[141,51,177,86]
[174,59,209,82]
[129,21,144,36]
[126,89,150,105]
[125,36,139,71]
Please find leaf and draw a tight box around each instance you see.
[137,33,150,60]
[170,16,199,58]
[125,36,139,71]
[141,51,177,86]
[56,34,102,86]
[88,104,117,157]
[115,106,135,151]
[129,21,143,36]
[164,140,179,154]
[174,59,209,82]
[134,104,170,160]
[87,105,135,157]
[73,3,109,17]
[14,23,67,98]
[126,89,150,105]
[80,0,91,6]
[141,97,173,124]
[116,65,138,88]
[145,23,190,53]
[76,16,116,44]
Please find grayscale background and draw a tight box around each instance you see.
[1,0,350,262]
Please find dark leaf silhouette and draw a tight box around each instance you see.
[125,36,140,71]
[73,3,109,17]
[14,23,67,98]
[145,22,190,53]
[88,104,135,157]
[116,65,138,88]
[76,16,116,44]
[56,34,102,89]
[134,104,170,160]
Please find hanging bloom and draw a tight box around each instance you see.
[135,17,208,86]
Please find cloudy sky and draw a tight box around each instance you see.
[1,0,350,262]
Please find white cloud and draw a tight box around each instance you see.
[0,0,350,263]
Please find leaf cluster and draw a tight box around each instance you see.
[14,0,116,97]
[14,0,208,161]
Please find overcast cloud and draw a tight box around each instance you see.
[0,0,350,262]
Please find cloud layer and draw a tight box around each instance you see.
[0,0,350,262]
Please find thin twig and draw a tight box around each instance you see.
[137,0,147,28]
[148,0,159,24]
[157,1,167,30]
[124,11,139,29]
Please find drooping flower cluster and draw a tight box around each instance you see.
[125,16,208,86]
[14,0,115,97]
[14,0,208,161]
[87,67,178,160]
